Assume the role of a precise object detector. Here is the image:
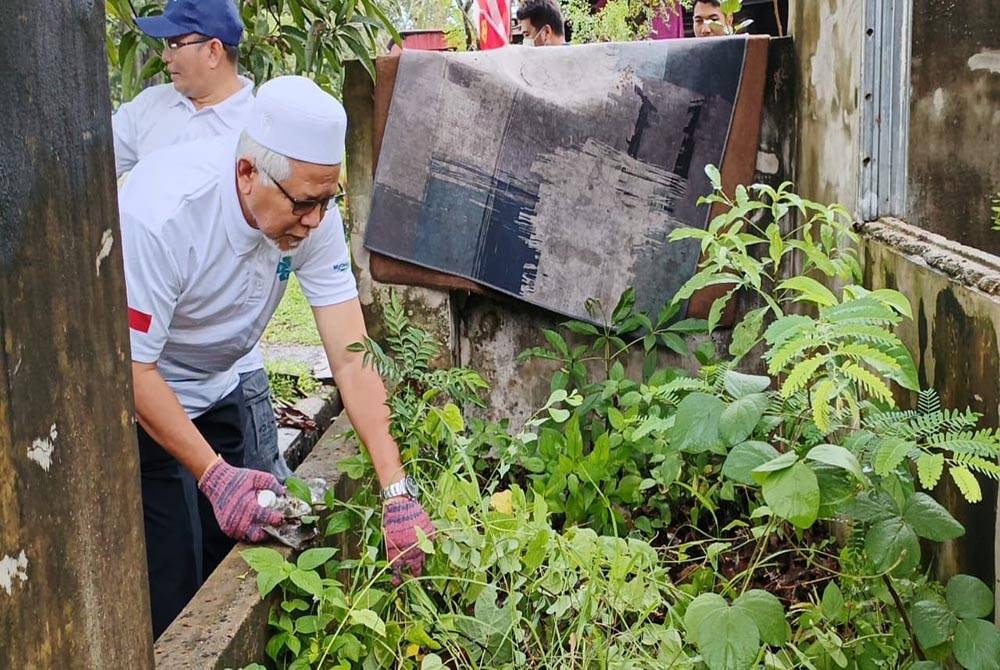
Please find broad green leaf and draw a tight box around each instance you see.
[421,654,446,669]
[916,452,945,490]
[439,403,465,433]
[870,288,913,318]
[733,590,790,646]
[289,568,324,597]
[805,444,866,481]
[667,393,725,454]
[844,490,899,523]
[720,393,770,446]
[285,477,314,504]
[722,441,781,485]
[902,493,964,541]
[297,548,337,571]
[548,407,570,423]
[910,599,958,650]
[946,575,995,619]
[684,593,728,646]
[778,276,838,307]
[821,582,845,621]
[723,370,772,398]
[865,517,920,576]
[953,619,1000,670]
[729,307,768,359]
[949,466,983,503]
[258,568,287,597]
[349,608,386,637]
[697,607,761,670]
[762,462,820,528]
[242,547,287,574]
[326,510,352,535]
[704,164,722,190]
[751,451,799,481]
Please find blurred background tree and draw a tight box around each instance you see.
[105,0,401,105]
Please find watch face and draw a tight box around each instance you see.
[404,476,419,498]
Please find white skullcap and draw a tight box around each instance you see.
[246,76,347,165]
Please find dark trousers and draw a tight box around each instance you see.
[138,384,246,639]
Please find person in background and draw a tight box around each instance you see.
[112,0,292,483]
[692,0,735,37]
[516,0,569,46]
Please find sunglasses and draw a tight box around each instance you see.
[262,168,345,216]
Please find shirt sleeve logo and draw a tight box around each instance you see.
[276,256,293,281]
[128,307,153,333]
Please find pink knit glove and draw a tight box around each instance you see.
[383,498,435,585]
[199,458,285,542]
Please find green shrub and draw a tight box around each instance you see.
[242,170,1000,670]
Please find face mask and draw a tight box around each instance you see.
[523,39,535,47]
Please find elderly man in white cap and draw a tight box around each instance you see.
[112,0,295,486]
[119,76,433,638]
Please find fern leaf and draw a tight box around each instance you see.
[841,362,893,403]
[780,355,828,398]
[767,334,821,375]
[952,454,1000,481]
[916,452,944,489]
[833,343,899,369]
[873,437,915,476]
[811,378,837,434]
[949,465,983,503]
[838,324,905,350]
[917,389,941,415]
[821,296,900,326]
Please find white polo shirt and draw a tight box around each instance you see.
[112,77,270,375]
[119,134,358,417]
[112,76,255,178]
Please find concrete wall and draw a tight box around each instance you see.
[862,218,1000,615]
[0,1,154,666]
[787,0,1000,607]
[788,0,863,213]
[908,0,1000,253]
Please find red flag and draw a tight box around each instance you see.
[478,0,510,50]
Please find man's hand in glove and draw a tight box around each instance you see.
[383,498,435,585]
[199,456,285,542]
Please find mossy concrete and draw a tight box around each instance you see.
[862,218,1000,619]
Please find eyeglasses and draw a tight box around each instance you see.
[163,36,212,51]
[262,168,345,216]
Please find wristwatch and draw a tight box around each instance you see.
[380,475,419,501]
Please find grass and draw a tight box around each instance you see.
[265,358,321,403]
[263,275,322,346]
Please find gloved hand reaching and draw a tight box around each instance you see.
[383,498,435,585]
[199,457,285,542]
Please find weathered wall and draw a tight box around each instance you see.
[789,0,863,213]
[0,1,154,667]
[908,0,1000,253]
[862,218,1000,615]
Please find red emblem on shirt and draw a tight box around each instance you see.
[128,307,152,333]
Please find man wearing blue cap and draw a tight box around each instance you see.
[113,2,293,488]
[120,76,434,638]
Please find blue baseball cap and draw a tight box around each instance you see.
[136,0,244,46]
